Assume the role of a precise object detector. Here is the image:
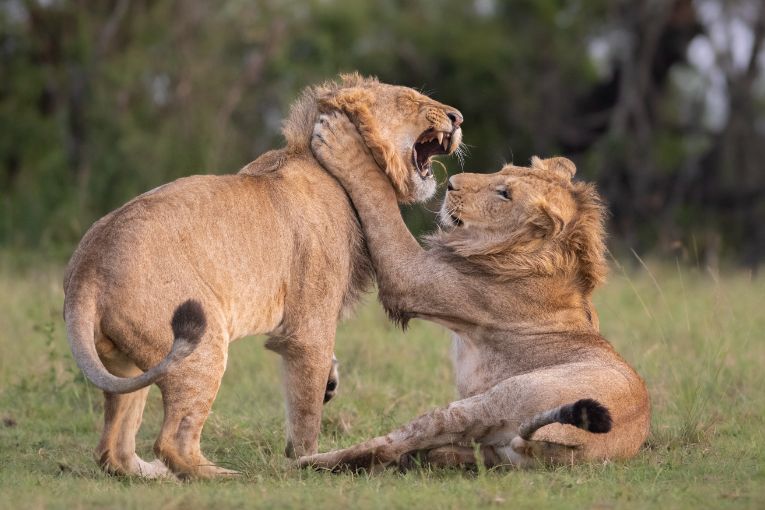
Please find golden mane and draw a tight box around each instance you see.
[278,72,422,200]
[428,180,608,295]
[281,73,380,153]
[241,73,394,180]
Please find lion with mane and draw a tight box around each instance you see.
[299,112,650,470]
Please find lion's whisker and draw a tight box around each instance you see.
[454,143,470,171]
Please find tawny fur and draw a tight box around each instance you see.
[63,74,462,480]
[298,113,650,471]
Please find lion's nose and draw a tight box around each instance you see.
[447,111,463,128]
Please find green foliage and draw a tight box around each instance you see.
[0,0,609,250]
[1,1,764,263]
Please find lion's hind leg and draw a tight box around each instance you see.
[98,388,174,479]
[95,338,173,479]
[154,324,238,480]
[503,397,613,467]
[300,368,622,473]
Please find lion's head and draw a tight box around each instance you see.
[283,73,463,203]
[432,157,607,294]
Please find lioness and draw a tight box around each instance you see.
[63,74,463,479]
[298,113,650,470]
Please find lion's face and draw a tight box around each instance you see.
[319,78,463,203]
[439,157,579,242]
[369,84,463,202]
[434,156,607,291]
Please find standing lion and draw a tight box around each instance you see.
[63,74,463,479]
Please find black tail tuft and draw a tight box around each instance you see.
[171,299,207,344]
[559,398,612,434]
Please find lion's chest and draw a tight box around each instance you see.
[452,333,497,398]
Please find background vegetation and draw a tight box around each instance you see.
[1,0,764,267]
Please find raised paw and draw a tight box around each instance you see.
[312,111,359,146]
[311,111,370,177]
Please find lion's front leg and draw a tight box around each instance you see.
[277,326,337,458]
[297,436,396,472]
[299,393,492,471]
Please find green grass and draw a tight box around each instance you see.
[1,254,764,509]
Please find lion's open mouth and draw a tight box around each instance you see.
[413,128,452,179]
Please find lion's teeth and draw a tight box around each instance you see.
[437,132,444,145]
[442,135,450,150]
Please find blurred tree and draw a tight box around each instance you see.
[0,0,763,269]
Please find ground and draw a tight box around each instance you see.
[1,252,763,509]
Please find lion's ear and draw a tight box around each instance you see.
[530,198,566,238]
[531,156,576,180]
[318,88,410,200]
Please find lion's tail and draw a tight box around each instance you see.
[65,297,206,394]
[519,398,613,441]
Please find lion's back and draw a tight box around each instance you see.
[63,157,370,336]
[64,174,285,291]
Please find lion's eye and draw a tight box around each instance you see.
[497,188,511,200]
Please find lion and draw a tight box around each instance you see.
[62,74,464,479]
[298,112,650,471]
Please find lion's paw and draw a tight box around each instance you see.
[311,112,365,173]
